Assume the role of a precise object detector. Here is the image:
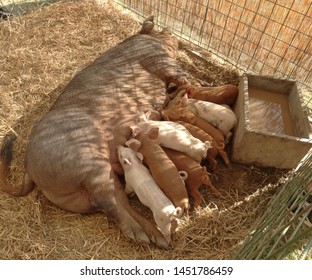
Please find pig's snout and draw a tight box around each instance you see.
[117,145,131,166]
[173,207,183,218]
[169,207,183,234]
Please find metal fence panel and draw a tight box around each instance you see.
[116,0,312,108]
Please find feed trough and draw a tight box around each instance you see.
[232,74,312,169]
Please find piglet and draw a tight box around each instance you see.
[163,148,221,208]
[176,121,230,169]
[131,111,211,162]
[109,110,161,175]
[187,85,238,105]
[162,95,229,168]
[167,82,238,105]
[186,97,237,140]
[126,127,189,213]
[163,90,236,141]
[117,145,182,243]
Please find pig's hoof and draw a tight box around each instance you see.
[153,235,170,250]
[146,228,169,249]
[120,219,169,248]
[133,230,151,245]
[121,224,150,245]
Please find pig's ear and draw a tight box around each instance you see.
[138,111,150,122]
[123,158,132,166]
[130,125,141,137]
[136,152,144,162]
[138,112,146,122]
[125,139,142,152]
[147,127,159,141]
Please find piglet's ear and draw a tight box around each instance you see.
[136,152,144,162]
[130,125,141,137]
[147,127,159,141]
[123,158,132,166]
[180,94,188,106]
[138,111,150,122]
[138,111,145,121]
[125,139,142,152]
[145,111,152,121]
[161,110,170,121]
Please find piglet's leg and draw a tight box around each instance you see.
[190,188,203,209]
[218,149,230,167]
[201,172,221,197]
[125,183,134,195]
[206,156,218,171]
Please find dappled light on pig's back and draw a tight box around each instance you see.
[26,107,110,191]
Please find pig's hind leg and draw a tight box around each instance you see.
[88,166,168,248]
[112,172,169,249]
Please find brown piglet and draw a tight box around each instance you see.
[187,85,238,105]
[176,121,230,169]
[163,148,221,208]
[126,127,189,214]
[166,81,238,106]
[109,110,162,176]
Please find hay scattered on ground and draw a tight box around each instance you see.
[0,0,289,259]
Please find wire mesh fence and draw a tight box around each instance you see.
[233,148,312,260]
[115,0,312,112]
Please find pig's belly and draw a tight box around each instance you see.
[25,108,109,188]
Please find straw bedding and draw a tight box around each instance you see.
[0,0,288,259]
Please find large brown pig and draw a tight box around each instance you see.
[0,17,193,249]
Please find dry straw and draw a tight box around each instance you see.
[0,0,307,259]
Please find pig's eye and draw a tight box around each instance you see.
[167,85,178,95]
